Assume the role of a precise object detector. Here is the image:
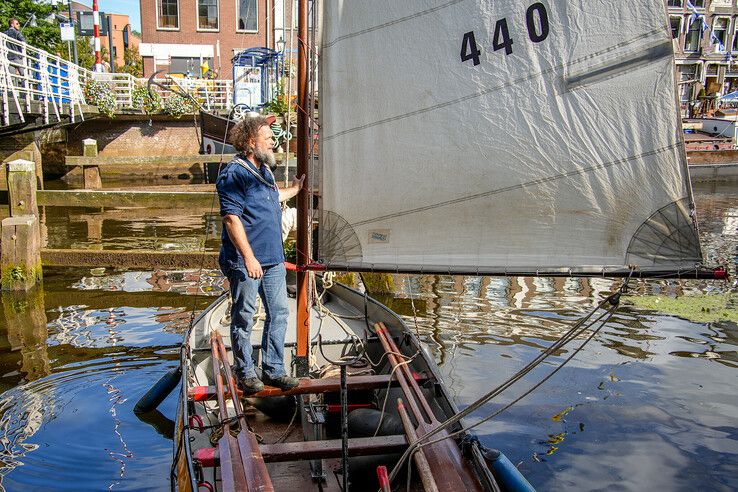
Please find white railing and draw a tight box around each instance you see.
[1,32,234,128]
[1,31,87,125]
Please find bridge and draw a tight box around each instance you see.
[0,31,234,136]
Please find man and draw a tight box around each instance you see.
[4,18,26,77]
[217,115,304,393]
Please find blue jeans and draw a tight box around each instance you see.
[226,262,289,379]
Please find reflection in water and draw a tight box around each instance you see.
[0,185,731,490]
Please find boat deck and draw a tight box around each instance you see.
[179,285,487,491]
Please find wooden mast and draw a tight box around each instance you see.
[295,0,310,377]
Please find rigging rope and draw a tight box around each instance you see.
[386,273,633,486]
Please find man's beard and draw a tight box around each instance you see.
[253,148,276,167]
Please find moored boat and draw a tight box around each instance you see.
[172,278,512,491]
[162,1,726,491]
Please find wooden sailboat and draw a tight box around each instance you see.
[167,1,725,491]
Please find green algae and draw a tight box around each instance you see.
[623,293,737,323]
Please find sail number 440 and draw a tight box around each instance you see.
[461,2,549,65]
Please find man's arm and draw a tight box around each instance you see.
[222,214,263,279]
[278,174,305,202]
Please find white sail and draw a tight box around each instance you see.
[317,0,703,275]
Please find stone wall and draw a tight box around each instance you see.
[40,114,201,178]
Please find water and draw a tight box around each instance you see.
[0,183,735,491]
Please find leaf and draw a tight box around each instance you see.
[551,406,573,422]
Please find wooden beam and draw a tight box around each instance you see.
[37,189,215,208]
[41,248,218,269]
[195,436,408,466]
[65,154,238,167]
[188,373,427,401]
[262,436,408,462]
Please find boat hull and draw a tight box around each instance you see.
[171,280,501,491]
[200,110,236,155]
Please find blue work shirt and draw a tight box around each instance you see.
[217,155,284,273]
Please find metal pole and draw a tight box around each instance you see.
[92,0,103,71]
[340,364,350,491]
[294,0,309,377]
[107,15,115,73]
[67,0,78,65]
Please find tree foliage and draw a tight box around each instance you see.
[0,0,61,52]
[118,47,143,77]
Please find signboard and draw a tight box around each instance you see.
[60,22,75,41]
[233,66,263,107]
[76,11,108,36]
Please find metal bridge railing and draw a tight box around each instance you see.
[1,32,234,128]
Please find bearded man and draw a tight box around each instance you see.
[217,115,304,393]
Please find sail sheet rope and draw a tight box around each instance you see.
[386,272,634,486]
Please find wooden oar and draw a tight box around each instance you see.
[396,398,439,492]
[374,323,482,491]
[213,332,274,491]
[210,333,274,491]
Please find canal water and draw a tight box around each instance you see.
[0,182,735,491]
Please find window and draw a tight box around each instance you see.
[237,0,258,32]
[713,18,729,52]
[667,0,682,7]
[158,0,178,29]
[198,0,218,30]
[732,19,738,51]
[684,18,702,52]
[691,0,704,7]
[670,16,682,39]
[679,64,700,103]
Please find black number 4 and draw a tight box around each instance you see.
[460,31,481,66]
[493,18,513,55]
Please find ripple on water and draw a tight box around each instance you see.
[0,358,178,491]
[46,305,189,349]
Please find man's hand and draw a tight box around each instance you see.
[279,174,306,202]
[245,255,263,279]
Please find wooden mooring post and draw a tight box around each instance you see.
[1,159,42,291]
[82,138,102,189]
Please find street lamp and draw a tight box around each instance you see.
[276,37,285,53]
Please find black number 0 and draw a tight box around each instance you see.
[526,2,549,43]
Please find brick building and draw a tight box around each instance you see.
[668,0,738,110]
[65,2,137,69]
[139,0,304,79]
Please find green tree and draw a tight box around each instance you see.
[0,0,61,52]
[118,47,142,77]
[71,34,108,70]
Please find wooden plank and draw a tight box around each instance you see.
[65,154,238,166]
[260,436,408,463]
[37,189,215,208]
[64,154,296,167]
[195,436,409,466]
[188,373,427,401]
[41,248,218,269]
